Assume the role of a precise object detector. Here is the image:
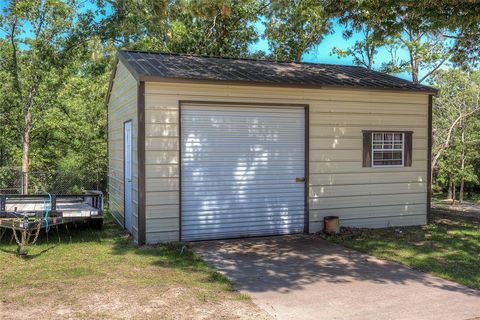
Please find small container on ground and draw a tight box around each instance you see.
[324,216,340,234]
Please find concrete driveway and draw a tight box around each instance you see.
[192,235,480,320]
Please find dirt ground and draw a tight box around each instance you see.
[0,219,271,320]
[0,277,270,320]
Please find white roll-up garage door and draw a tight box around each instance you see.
[181,103,305,241]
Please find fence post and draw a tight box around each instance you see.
[20,171,24,194]
[20,171,27,195]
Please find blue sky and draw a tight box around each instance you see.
[1,1,417,81]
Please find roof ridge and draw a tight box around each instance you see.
[118,49,366,69]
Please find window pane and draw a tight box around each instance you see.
[392,151,402,160]
[371,132,404,167]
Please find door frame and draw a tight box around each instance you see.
[178,100,310,241]
[123,119,133,232]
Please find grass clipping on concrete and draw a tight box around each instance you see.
[0,214,268,320]
[325,211,480,290]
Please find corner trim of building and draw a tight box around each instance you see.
[427,95,433,217]
[137,81,146,244]
[304,104,310,233]
[178,100,182,242]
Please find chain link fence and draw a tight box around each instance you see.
[0,167,106,195]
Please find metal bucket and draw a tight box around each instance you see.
[324,216,340,234]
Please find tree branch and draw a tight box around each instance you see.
[432,107,480,170]
[418,53,451,83]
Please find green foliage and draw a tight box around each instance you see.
[328,1,480,81]
[432,69,480,198]
[264,0,331,61]
[329,0,396,69]
[103,0,263,57]
[0,0,108,190]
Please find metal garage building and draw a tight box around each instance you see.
[106,50,437,244]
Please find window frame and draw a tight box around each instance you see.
[371,132,405,168]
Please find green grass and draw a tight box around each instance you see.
[0,213,251,318]
[325,211,480,289]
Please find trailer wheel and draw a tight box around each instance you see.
[89,218,103,230]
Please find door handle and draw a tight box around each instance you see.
[295,177,305,183]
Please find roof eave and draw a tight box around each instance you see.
[138,74,438,94]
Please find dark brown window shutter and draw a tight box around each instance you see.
[404,132,413,167]
[362,131,372,167]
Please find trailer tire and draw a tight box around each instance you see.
[89,218,103,230]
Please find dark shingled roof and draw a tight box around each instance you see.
[118,50,437,93]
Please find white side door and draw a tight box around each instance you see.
[124,120,133,233]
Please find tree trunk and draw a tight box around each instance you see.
[406,31,419,83]
[459,118,465,203]
[21,112,32,195]
[411,65,419,83]
[21,85,37,194]
[452,180,456,205]
[447,174,453,201]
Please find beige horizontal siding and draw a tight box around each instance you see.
[310,213,426,231]
[143,88,180,242]
[146,231,179,243]
[108,60,139,242]
[310,160,427,174]
[144,81,429,242]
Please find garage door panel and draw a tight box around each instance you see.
[182,178,298,185]
[181,195,303,208]
[182,186,304,195]
[181,213,306,225]
[182,182,302,191]
[181,172,305,180]
[182,205,306,216]
[183,222,305,233]
[182,190,303,198]
[181,104,305,241]
[183,225,304,239]
[182,222,305,233]
[181,166,304,174]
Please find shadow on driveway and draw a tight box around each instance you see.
[192,235,480,320]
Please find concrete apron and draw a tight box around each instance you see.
[192,235,480,320]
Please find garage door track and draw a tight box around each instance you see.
[192,235,480,320]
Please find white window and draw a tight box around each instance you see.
[372,132,404,167]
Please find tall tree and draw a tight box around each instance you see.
[264,0,331,61]
[432,69,480,201]
[384,7,455,83]
[330,1,480,81]
[416,1,480,67]
[0,0,97,192]
[104,0,264,57]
